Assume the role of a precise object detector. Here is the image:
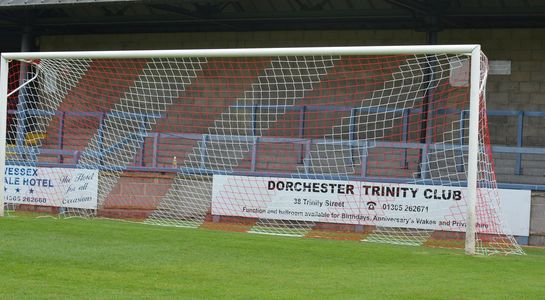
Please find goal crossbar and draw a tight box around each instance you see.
[1,45,478,60]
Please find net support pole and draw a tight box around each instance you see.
[465,46,481,255]
[0,55,9,217]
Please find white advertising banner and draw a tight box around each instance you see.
[211,175,531,236]
[4,166,99,209]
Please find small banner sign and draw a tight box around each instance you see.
[212,175,531,236]
[4,166,98,209]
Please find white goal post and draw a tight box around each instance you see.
[0,56,7,218]
[0,45,521,255]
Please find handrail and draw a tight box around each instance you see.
[10,133,545,169]
[6,107,545,190]
[7,109,163,119]
[6,158,545,192]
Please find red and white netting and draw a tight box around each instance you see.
[2,48,523,255]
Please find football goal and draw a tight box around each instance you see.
[0,45,523,255]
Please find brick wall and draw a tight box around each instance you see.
[441,29,545,147]
[100,172,175,219]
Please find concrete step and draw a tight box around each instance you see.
[495,166,545,177]
[183,140,253,171]
[493,158,516,168]
[491,152,545,162]
[297,165,357,175]
[298,143,355,174]
[492,152,517,160]
[494,166,517,175]
[209,119,253,136]
[366,167,419,178]
[519,168,545,176]
[496,174,545,185]
[521,160,545,169]
[147,177,211,224]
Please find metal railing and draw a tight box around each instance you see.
[6,107,545,190]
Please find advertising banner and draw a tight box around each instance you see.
[211,175,531,236]
[4,166,98,209]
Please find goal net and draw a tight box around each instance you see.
[0,46,523,255]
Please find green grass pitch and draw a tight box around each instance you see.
[1,214,545,299]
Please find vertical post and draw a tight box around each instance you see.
[152,134,159,168]
[424,30,437,149]
[58,112,65,163]
[465,46,481,255]
[457,110,466,172]
[349,108,357,165]
[97,113,105,166]
[251,105,257,136]
[401,109,409,168]
[417,29,438,178]
[420,144,429,180]
[515,111,524,175]
[0,56,9,217]
[303,140,311,173]
[360,140,368,179]
[15,25,33,154]
[15,70,28,151]
[200,134,208,169]
[251,137,258,172]
[138,117,146,167]
[298,106,306,163]
[418,56,436,179]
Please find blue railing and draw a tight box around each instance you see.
[486,110,545,175]
[234,105,545,177]
[6,107,545,191]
